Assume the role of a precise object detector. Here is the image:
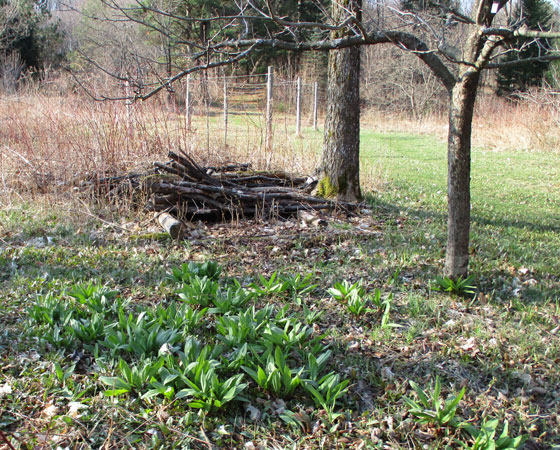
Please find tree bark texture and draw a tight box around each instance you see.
[444,73,480,278]
[319,0,362,202]
[443,0,497,278]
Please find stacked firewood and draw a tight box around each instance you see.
[94,150,354,222]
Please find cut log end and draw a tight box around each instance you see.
[157,212,187,240]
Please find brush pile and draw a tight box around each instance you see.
[94,151,354,222]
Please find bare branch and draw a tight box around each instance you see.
[482,26,560,40]
[247,0,356,32]
[205,31,456,90]
[470,35,503,73]
[439,5,476,25]
[137,44,260,101]
[66,0,464,98]
[486,52,560,69]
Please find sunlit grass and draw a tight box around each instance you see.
[360,130,560,303]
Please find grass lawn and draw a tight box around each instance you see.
[361,131,560,300]
[0,127,559,449]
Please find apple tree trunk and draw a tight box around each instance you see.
[318,0,362,202]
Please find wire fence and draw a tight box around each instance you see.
[180,67,327,153]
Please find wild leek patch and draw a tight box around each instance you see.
[404,377,527,448]
[460,418,528,450]
[433,275,477,296]
[404,375,465,427]
[26,262,349,420]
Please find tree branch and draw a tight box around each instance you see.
[207,32,456,90]
[137,44,259,101]
[486,52,560,69]
[482,26,560,40]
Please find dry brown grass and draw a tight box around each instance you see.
[361,108,449,139]
[1,92,161,193]
[474,90,560,153]
[362,91,560,154]
[0,87,321,204]
[2,80,558,206]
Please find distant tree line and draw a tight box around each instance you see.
[1,0,557,99]
[0,0,62,87]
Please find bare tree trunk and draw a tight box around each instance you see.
[445,73,480,278]
[442,2,499,279]
[317,0,362,202]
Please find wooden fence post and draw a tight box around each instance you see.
[295,77,302,137]
[124,80,133,156]
[265,66,274,151]
[313,81,319,131]
[204,74,210,156]
[223,76,228,147]
[124,80,131,121]
[185,74,191,131]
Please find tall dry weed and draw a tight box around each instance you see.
[362,90,560,154]
[1,92,162,194]
[473,92,560,153]
[0,80,321,205]
[2,75,558,208]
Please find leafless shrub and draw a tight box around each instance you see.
[0,52,24,93]
[362,44,448,120]
[0,70,322,203]
[471,85,560,153]
[515,87,560,151]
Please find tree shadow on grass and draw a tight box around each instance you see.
[365,194,560,304]
[368,194,560,234]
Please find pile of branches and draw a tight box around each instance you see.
[142,151,353,221]
[92,150,355,222]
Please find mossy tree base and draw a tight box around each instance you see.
[317,0,363,203]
